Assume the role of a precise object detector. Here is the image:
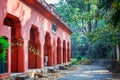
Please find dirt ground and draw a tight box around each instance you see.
[33,65,120,80]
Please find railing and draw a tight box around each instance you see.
[37,0,70,29]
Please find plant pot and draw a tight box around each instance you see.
[0,62,6,74]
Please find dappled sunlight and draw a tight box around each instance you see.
[62,32,65,40]
[58,65,113,80]
[74,74,94,78]
[24,39,28,64]
[21,7,31,26]
[43,18,51,32]
[83,70,110,74]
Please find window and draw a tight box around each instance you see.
[52,22,57,33]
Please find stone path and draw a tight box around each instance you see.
[57,65,113,80]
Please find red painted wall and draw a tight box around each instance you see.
[0,0,72,78]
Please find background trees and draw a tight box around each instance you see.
[55,0,120,60]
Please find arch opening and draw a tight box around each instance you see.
[53,40,56,65]
[57,38,62,64]
[0,36,8,74]
[28,25,41,68]
[67,42,70,62]
[44,32,53,66]
[3,13,24,72]
[63,40,67,63]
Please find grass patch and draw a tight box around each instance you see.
[71,58,78,65]
[71,57,91,65]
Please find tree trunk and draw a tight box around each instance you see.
[94,19,98,29]
[87,1,91,32]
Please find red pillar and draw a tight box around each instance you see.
[55,49,57,65]
[63,47,67,63]
[63,40,68,63]
[65,50,67,63]
[11,20,25,72]
[57,46,62,64]
[44,33,53,66]
[53,51,56,66]
[37,55,42,68]
[17,38,25,72]
[67,48,70,62]
[57,38,62,64]
[53,41,56,66]
[35,29,42,68]
[48,45,53,66]
[36,44,42,68]
[14,22,25,72]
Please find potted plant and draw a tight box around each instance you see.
[0,36,9,73]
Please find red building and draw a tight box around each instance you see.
[0,0,72,78]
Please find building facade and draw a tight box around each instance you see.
[0,0,72,78]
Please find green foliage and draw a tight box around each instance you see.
[71,58,78,65]
[71,56,90,65]
[71,33,89,58]
[55,0,98,58]
[98,0,120,26]
[75,56,91,65]
[87,26,120,58]
[97,20,105,28]
[55,0,120,60]
[87,26,120,45]
[0,36,9,63]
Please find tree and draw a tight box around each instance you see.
[55,0,120,60]
[87,25,120,59]
[98,0,120,27]
[55,0,99,58]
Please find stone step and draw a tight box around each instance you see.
[16,75,29,80]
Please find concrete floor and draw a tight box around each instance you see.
[57,65,113,80]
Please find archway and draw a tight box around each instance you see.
[53,40,56,65]
[63,40,67,63]
[28,25,41,68]
[44,32,53,66]
[0,36,8,73]
[3,13,24,72]
[57,38,62,64]
[67,42,70,62]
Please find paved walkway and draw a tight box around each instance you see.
[57,65,113,80]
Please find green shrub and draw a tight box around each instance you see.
[0,36,9,63]
[71,58,78,65]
